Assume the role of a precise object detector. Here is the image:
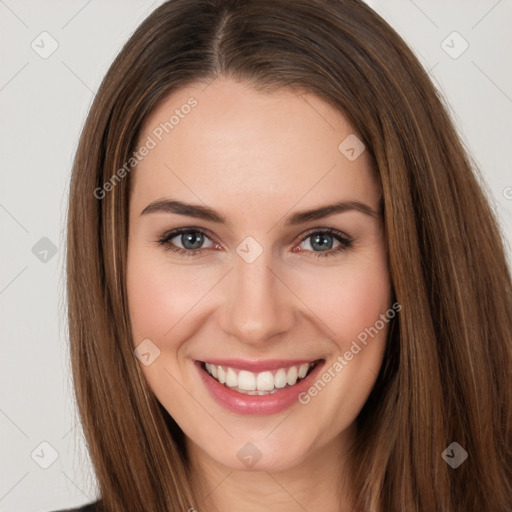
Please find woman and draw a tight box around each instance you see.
[60,0,512,510]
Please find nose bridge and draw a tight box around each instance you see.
[220,248,295,345]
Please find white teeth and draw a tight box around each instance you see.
[205,363,218,379]
[287,366,298,386]
[256,371,274,391]
[274,368,287,388]
[298,363,309,379]
[217,365,226,384]
[203,361,317,392]
[238,370,256,391]
[226,368,238,387]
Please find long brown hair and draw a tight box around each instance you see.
[66,0,512,510]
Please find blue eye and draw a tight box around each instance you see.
[156,227,353,259]
[157,228,217,256]
[296,229,353,258]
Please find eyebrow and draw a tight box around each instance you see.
[140,199,379,225]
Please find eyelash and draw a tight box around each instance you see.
[156,227,353,259]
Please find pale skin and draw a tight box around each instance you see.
[126,77,391,512]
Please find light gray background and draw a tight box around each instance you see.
[1,1,511,511]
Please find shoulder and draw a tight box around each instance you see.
[49,500,102,512]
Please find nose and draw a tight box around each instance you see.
[218,251,297,347]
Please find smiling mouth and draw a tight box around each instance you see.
[199,360,322,395]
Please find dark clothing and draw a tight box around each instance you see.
[51,501,101,512]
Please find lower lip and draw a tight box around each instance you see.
[196,360,325,415]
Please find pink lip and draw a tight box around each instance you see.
[195,359,325,415]
[199,358,317,372]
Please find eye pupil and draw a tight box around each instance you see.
[311,233,333,251]
[182,231,203,250]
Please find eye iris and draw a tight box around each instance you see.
[311,233,333,251]
[182,231,203,250]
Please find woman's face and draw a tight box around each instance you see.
[126,77,391,473]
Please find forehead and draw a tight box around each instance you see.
[131,77,378,217]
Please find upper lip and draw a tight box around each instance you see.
[197,358,322,372]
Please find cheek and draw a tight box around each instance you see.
[293,257,392,425]
[127,250,210,345]
[335,269,390,343]
[294,256,391,346]
[126,250,210,415]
